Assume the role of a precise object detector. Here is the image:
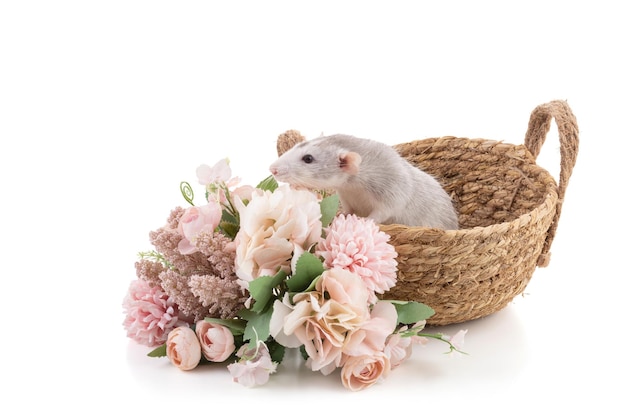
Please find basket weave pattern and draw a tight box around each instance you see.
[276,100,578,325]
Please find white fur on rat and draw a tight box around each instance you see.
[269,134,458,229]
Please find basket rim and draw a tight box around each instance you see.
[379,183,558,236]
[378,144,560,237]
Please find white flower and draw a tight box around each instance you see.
[233,185,322,289]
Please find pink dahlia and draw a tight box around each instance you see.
[122,279,185,347]
[316,214,398,304]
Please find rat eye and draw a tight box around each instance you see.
[302,154,315,163]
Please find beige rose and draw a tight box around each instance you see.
[272,268,371,373]
[234,185,322,288]
[316,267,370,318]
[166,327,202,371]
[195,321,235,362]
[340,352,391,391]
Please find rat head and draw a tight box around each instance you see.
[269,137,362,190]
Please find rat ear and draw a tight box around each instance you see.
[339,151,362,175]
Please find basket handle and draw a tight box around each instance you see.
[524,100,579,267]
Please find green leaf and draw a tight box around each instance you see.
[203,317,247,336]
[221,209,239,225]
[390,300,435,324]
[320,194,339,228]
[287,252,325,293]
[256,175,279,192]
[219,220,239,239]
[299,344,309,360]
[248,270,288,313]
[239,307,273,345]
[267,340,286,364]
[147,344,167,358]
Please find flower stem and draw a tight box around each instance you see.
[418,332,468,355]
[180,181,195,206]
[138,250,177,271]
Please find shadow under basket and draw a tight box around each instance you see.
[276,100,579,326]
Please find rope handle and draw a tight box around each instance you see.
[524,100,579,267]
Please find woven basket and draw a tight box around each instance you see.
[276,100,579,326]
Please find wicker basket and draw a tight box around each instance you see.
[276,100,579,326]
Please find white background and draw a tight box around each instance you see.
[1,1,624,415]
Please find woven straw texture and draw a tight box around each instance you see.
[276,100,579,325]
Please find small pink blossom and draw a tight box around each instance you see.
[195,321,236,362]
[447,329,468,355]
[197,159,244,205]
[227,342,277,388]
[316,214,398,304]
[122,279,184,347]
[340,351,391,391]
[231,184,254,202]
[166,326,202,371]
[384,331,414,369]
[196,158,234,186]
[177,203,222,254]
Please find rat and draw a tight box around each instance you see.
[269,133,458,229]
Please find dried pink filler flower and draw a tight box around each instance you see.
[316,214,398,304]
[122,279,186,347]
[135,258,166,287]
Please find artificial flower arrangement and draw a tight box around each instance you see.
[122,158,467,391]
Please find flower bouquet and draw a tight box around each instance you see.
[122,158,467,391]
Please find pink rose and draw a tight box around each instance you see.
[227,342,277,388]
[166,327,202,371]
[177,202,222,254]
[340,351,391,391]
[195,321,236,362]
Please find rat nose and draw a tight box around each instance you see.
[270,166,278,175]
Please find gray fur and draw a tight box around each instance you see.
[269,134,458,229]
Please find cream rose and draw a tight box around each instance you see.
[234,185,322,288]
[271,268,372,373]
[195,321,236,362]
[166,327,202,371]
[340,352,391,391]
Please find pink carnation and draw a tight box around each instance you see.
[122,279,185,347]
[316,214,398,303]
